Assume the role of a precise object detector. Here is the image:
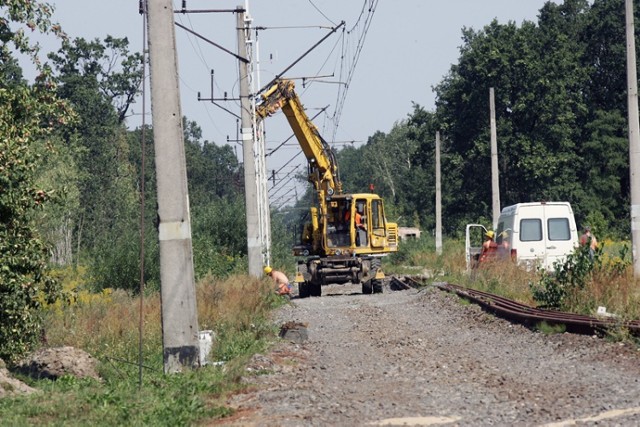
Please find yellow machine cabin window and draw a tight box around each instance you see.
[371,199,385,231]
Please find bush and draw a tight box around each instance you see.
[530,245,597,308]
[530,243,633,313]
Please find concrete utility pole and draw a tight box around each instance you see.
[490,87,501,230]
[146,0,200,373]
[237,7,263,277]
[435,131,442,255]
[626,0,640,277]
[252,10,272,271]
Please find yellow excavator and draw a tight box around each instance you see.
[256,79,398,297]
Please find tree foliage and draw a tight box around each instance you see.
[0,0,71,362]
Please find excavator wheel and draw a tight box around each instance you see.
[362,258,383,295]
[297,264,311,298]
[362,281,373,294]
[310,282,322,297]
[372,277,383,294]
[298,282,310,298]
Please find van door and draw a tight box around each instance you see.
[542,203,576,269]
[465,224,487,271]
[515,211,546,270]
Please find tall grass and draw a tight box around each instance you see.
[0,274,285,425]
[532,244,640,320]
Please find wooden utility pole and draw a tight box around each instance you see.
[626,0,640,277]
[435,131,442,255]
[490,87,501,229]
[146,0,200,373]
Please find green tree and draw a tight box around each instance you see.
[432,2,592,230]
[48,36,144,290]
[578,0,640,237]
[0,0,70,361]
[181,118,248,277]
[48,36,143,124]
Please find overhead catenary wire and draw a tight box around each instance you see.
[308,0,337,26]
[174,1,375,152]
[272,193,299,209]
[269,174,302,198]
[303,34,344,93]
[269,165,301,191]
[257,20,345,95]
[331,0,379,141]
[270,179,304,199]
[255,25,334,30]
[271,186,303,205]
[269,171,303,196]
[160,1,378,211]
[174,12,239,141]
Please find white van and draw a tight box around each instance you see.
[466,201,579,271]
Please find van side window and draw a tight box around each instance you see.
[520,219,542,241]
[548,217,570,241]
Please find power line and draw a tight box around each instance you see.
[307,0,337,26]
[330,0,379,141]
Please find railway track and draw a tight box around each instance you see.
[389,275,640,338]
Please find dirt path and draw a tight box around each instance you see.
[220,284,640,426]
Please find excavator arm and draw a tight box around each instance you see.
[256,79,342,199]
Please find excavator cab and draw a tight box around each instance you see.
[320,194,396,256]
[326,199,351,248]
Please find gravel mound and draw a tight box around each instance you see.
[222,284,640,426]
[0,359,38,398]
[16,346,100,381]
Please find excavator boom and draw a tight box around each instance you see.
[257,80,342,197]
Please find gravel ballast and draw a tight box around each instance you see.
[222,283,640,426]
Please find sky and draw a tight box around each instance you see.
[35,0,559,206]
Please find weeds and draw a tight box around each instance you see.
[530,243,638,319]
[0,274,282,425]
[535,321,566,335]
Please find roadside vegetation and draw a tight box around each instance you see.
[0,274,285,425]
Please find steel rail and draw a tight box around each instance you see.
[400,277,640,337]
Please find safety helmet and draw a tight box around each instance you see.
[485,230,495,239]
[263,266,272,274]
